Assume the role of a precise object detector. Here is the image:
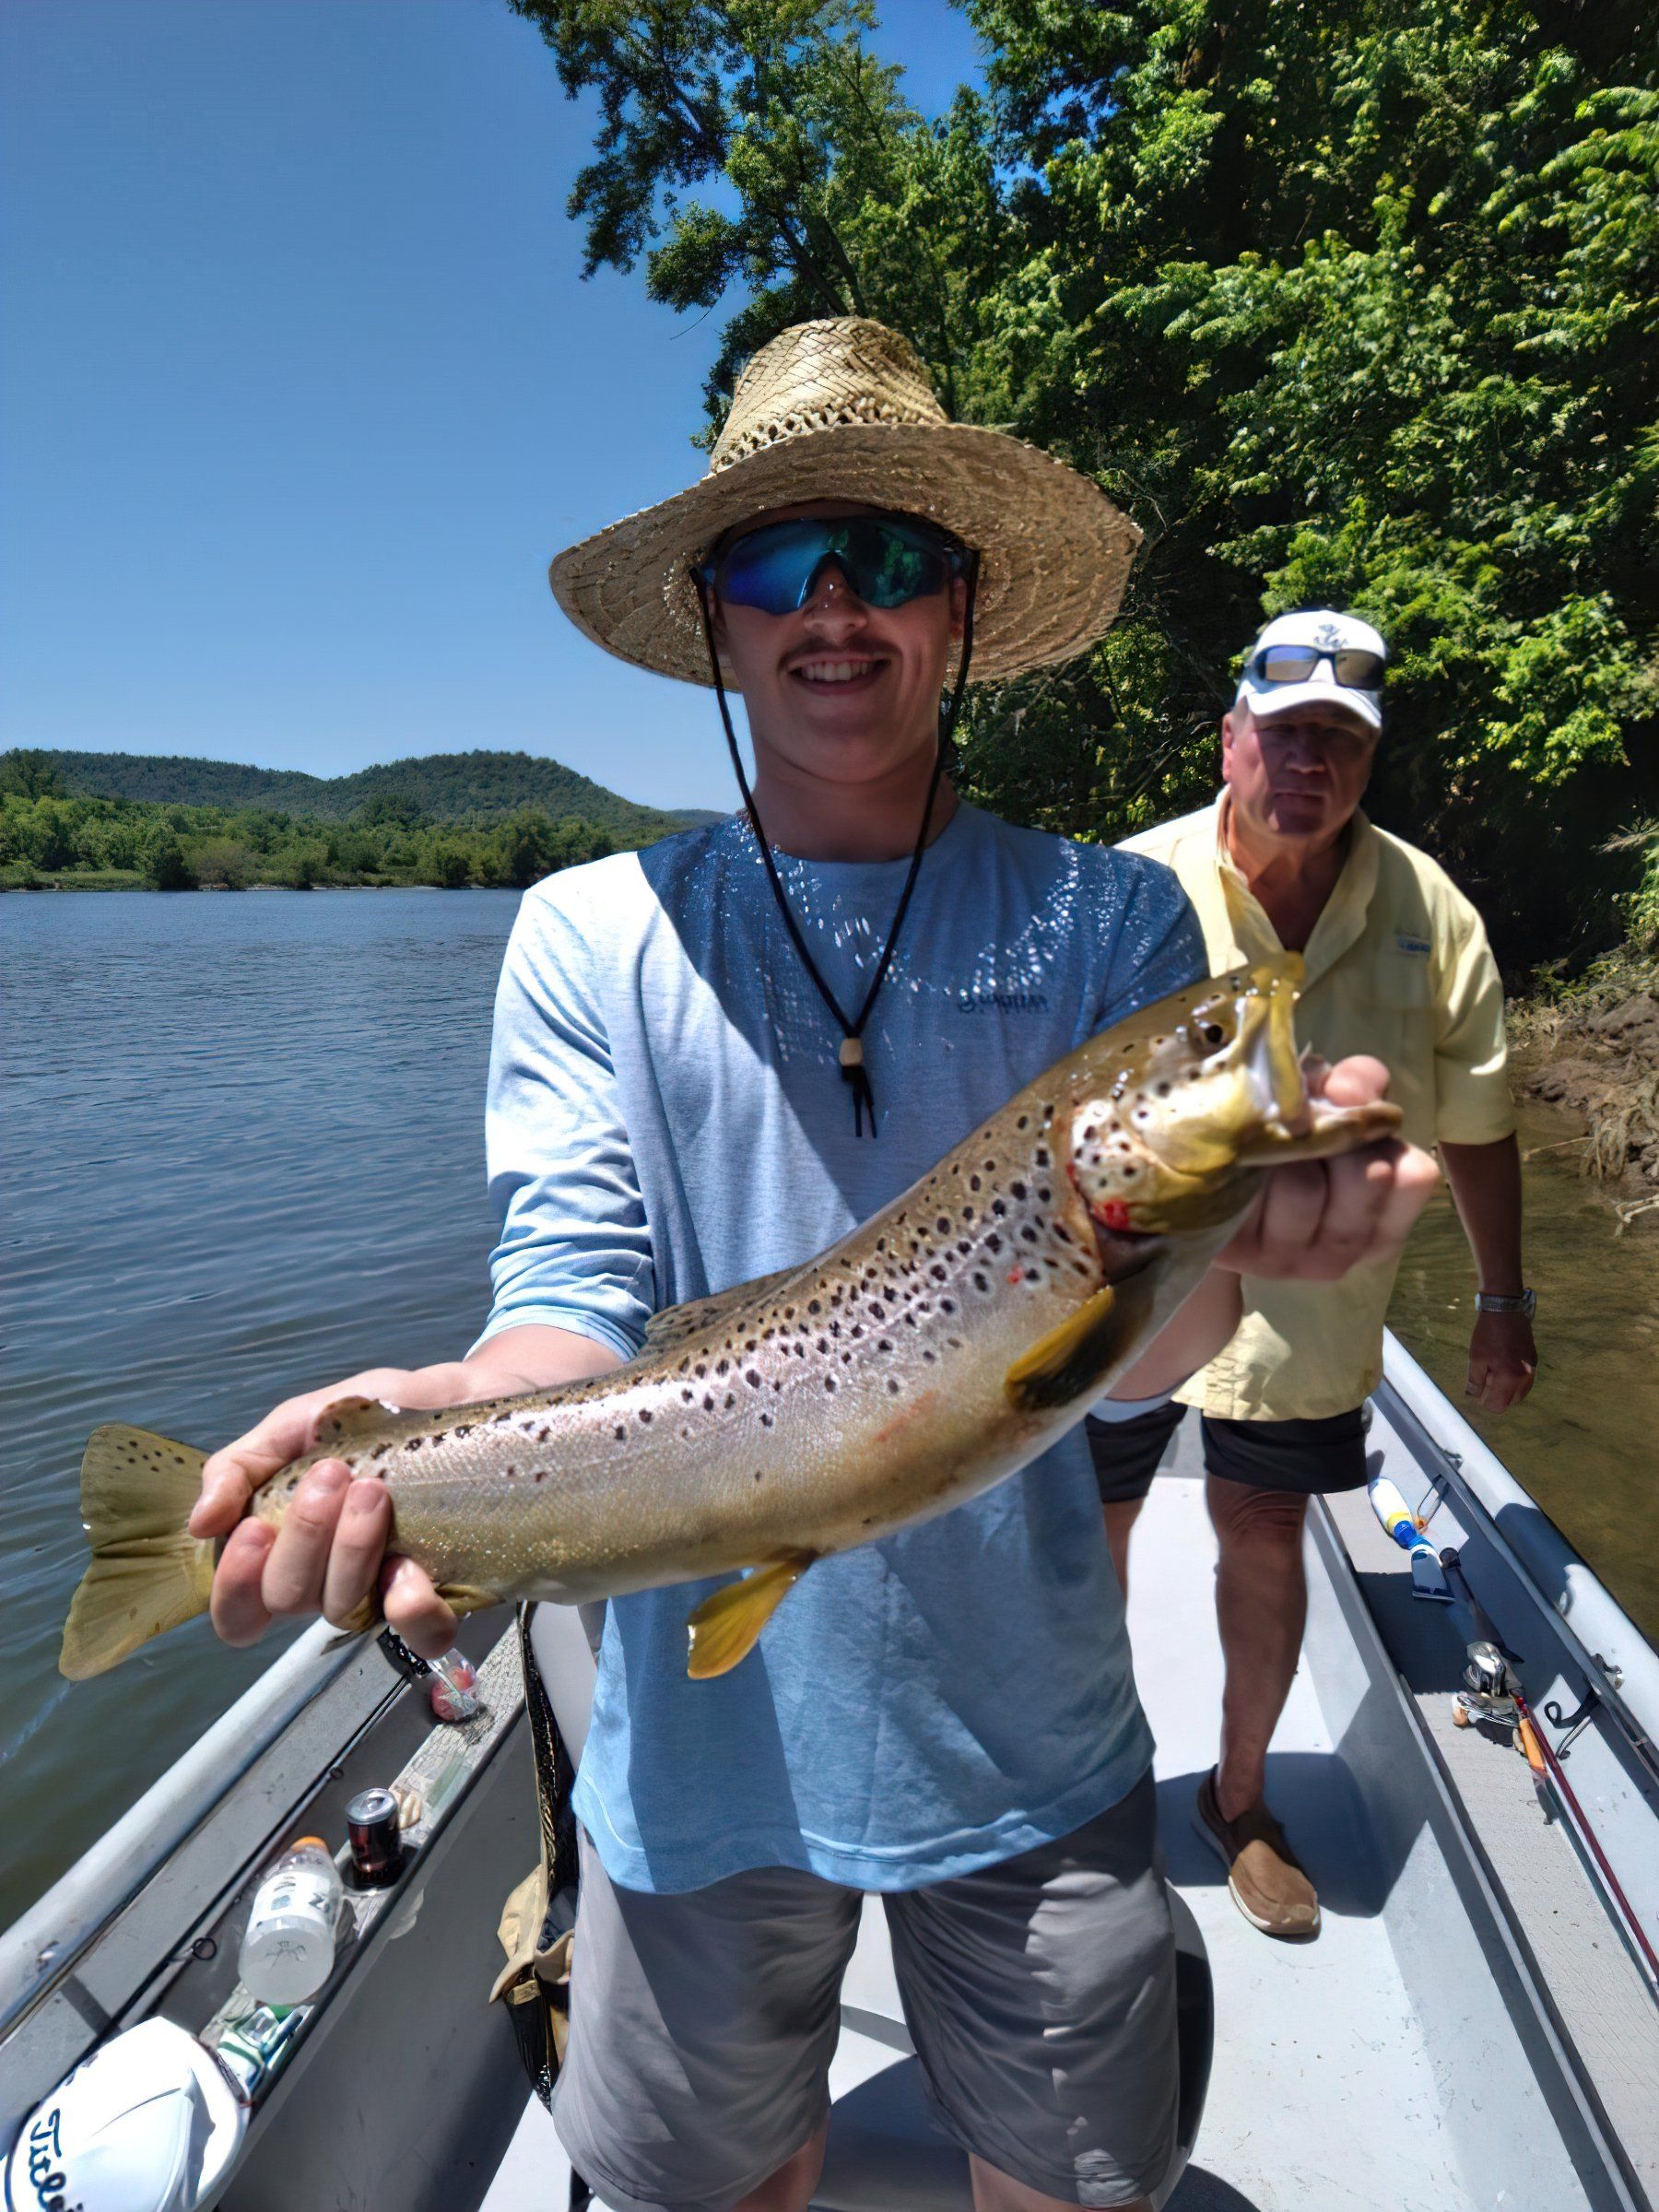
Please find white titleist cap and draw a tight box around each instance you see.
[1236,608,1387,733]
[6,2018,247,2212]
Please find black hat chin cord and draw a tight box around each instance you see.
[691,557,980,1138]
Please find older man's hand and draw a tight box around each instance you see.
[1216,1055,1440,1281]
[1466,1310,1537,1411]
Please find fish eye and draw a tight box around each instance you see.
[1194,1011,1230,1048]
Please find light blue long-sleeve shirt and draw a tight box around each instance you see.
[477,803,1204,1892]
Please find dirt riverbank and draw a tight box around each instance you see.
[1509,956,1659,1225]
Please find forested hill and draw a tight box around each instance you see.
[29,749,723,840]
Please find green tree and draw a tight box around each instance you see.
[191,837,256,889]
[509,0,1658,969]
[142,828,195,890]
[0,750,68,800]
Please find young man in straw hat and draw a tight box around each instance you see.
[190,319,1437,2211]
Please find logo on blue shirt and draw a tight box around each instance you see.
[956,990,1051,1016]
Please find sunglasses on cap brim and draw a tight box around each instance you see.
[1248,644,1387,689]
[694,515,973,618]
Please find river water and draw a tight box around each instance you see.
[3,890,1655,1931]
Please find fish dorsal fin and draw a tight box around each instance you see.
[1004,1266,1159,1414]
[643,1268,801,1355]
[312,1395,400,1448]
[685,1552,816,1678]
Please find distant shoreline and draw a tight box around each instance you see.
[1,876,510,894]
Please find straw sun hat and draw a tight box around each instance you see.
[549,318,1141,687]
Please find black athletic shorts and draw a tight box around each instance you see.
[1085,1401,1368,1502]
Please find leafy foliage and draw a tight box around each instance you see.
[18,748,719,840]
[0,788,620,892]
[511,0,1657,970]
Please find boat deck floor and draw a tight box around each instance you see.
[480,1442,1493,2212]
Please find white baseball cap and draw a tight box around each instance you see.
[1236,608,1387,733]
[6,2018,247,2212]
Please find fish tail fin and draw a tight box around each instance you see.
[59,1425,217,1680]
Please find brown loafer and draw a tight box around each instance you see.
[1194,1770,1321,1938]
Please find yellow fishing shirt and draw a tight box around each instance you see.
[1120,795,1515,1421]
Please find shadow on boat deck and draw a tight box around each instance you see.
[1167,2170,1268,2210]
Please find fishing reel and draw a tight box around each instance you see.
[1452,1639,1522,1729]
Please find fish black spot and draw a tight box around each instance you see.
[404,1439,420,1453]
[817,1335,830,1355]
[1018,1115,1029,1129]
[454,1423,473,1439]
[1020,1226,1039,1243]
[973,1272,990,1292]
[870,1301,886,1322]
[887,1379,900,1394]
[824,1377,837,1393]
[746,1370,761,1387]
[536,1426,550,1441]
[876,1237,887,1252]
[1124,1164,1139,1178]
[1035,1147,1050,1168]
[505,1465,516,1478]
[1037,1186,1052,1204]
[991,1198,1006,1218]
[725,1393,736,1408]
[940,1299,956,1315]
[683,1388,695,1403]
[877,1337,894,1352]
[613,1425,626,1442]
[372,1443,390,1460]
[1053,1223,1071,1243]
[929,1264,947,1282]
[969,1174,982,1192]
[935,1216,950,1234]
[1025,1269,1040,1282]
[638,1408,653,1424]
[716,1359,730,1377]
[695,1363,707,1379]
[851,1324,865,1339]
[923,1347,937,1363]
[745,1338,758,1353]
[760,1412,774,1428]
[534,1469,546,1482]
[753,1470,763,1483]
[808,1300,822,1315]
[704,1394,715,1411]
[985,1232,1004,1255]
[957,1240,971,1257]
[1010,1180,1028,1201]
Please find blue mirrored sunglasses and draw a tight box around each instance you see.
[695,515,970,617]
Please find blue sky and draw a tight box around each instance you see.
[1,0,985,812]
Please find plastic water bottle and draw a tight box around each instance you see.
[239,1837,343,2005]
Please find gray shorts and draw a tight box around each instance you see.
[552,1771,1177,2212]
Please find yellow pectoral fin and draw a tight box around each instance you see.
[1003,1266,1159,1414]
[686,1553,816,1679]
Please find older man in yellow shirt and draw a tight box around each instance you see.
[1092,608,1538,1939]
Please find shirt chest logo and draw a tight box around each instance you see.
[956,989,1051,1017]
[1394,932,1430,958]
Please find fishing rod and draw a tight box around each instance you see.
[1369,1477,1659,1994]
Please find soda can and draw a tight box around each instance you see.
[345,1787,404,1887]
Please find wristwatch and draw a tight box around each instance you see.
[1476,1288,1535,1317]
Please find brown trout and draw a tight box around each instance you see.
[60,954,1399,1683]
